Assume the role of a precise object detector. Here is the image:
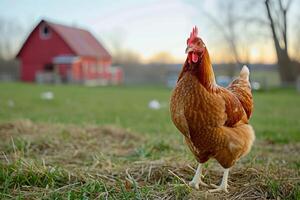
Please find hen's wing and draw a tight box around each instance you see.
[218,88,245,127]
[215,66,253,127]
[228,66,253,119]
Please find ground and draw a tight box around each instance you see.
[0,83,299,199]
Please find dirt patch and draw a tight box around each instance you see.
[0,120,299,199]
[111,158,299,199]
[0,120,143,170]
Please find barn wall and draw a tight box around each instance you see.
[71,61,82,81]
[18,22,75,81]
[78,57,112,80]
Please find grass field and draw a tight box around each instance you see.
[0,83,299,199]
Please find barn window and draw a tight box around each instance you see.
[40,24,51,39]
[44,63,54,71]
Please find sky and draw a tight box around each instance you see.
[0,0,299,64]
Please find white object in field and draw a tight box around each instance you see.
[148,100,161,110]
[251,82,261,90]
[7,100,15,107]
[41,91,54,100]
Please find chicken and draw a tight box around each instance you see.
[170,27,255,193]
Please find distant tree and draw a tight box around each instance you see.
[204,0,298,84]
[264,0,296,85]
[201,0,249,78]
[111,49,142,65]
[147,51,176,64]
[0,17,23,60]
[294,15,300,61]
[0,17,23,79]
[107,31,142,65]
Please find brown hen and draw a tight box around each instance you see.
[170,27,255,193]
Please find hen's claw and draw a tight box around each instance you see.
[189,180,208,189]
[210,183,229,189]
[209,185,229,193]
[189,181,199,190]
[188,163,208,190]
[209,168,230,193]
[199,180,208,187]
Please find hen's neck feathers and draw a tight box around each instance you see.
[179,50,216,90]
[198,50,216,88]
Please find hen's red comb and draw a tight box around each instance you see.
[188,26,198,45]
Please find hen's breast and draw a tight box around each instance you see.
[170,73,226,136]
[170,75,192,137]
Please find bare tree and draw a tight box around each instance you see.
[106,30,141,65]
[294,15,300,61]
[204,0,298,84]
[0,17,23,80]
[113,49,142,65]
[201,0,249,78]
[264,0,296,84]
[296,33,300,61]
[0,17,23,60]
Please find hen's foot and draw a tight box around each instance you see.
[209,183,229,193]
[209,168,230,193]
[188,163,208,190]
[189,180,208,189]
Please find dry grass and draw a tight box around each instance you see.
[0,120,299,199]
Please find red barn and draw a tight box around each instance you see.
[16,19,122,84]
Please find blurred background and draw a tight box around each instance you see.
[0,0,299,137]
[0,0,299,88]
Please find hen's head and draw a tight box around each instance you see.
[186,26,206,64]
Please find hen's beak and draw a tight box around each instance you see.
[185,46,193,54]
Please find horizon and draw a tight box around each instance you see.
[0,0,299,64]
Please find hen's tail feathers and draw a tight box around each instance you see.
[224,124,255,158]
[240,65,249,81]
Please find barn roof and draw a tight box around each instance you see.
[17,19,111,59]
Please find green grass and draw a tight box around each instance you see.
[252,89,300,143]
[0,82,299,143]
[0,160,152,200]
[0,83,300,199]
[0,83,173,136]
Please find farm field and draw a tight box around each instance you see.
[0,83,299,199]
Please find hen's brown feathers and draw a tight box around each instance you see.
[216,88,245,127]
[170,50,255,168]
[228,78,253,119]
[171,73,227,163]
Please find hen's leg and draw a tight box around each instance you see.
[189,163,208,189]
[209,168,229,193]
